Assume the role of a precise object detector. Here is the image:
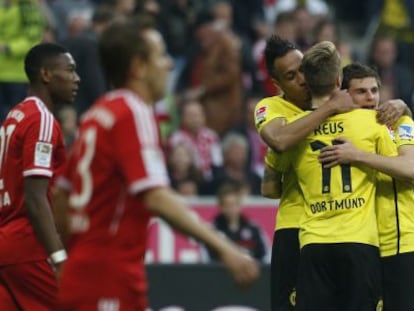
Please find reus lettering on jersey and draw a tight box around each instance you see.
[34,142,53,167]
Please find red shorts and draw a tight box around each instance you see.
[58,259,148,311]
[0,260,57,311]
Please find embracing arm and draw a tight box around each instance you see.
[319,138,414,183]
[261,90,356,152]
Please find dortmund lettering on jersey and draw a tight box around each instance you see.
[282,109,395,248]
[255,96,304,230]
[376,115,414,257]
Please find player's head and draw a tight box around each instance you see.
[24,43,80,105]
[302,41,341,97]
[342,62,380,109]
[264,35,310,109]
[99,15,172,103]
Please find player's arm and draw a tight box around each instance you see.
[260,90,356,152]
[52,186,70,247]
[24,177,67,271]
[261,164,282,199]
[318,138,414,183]
[377,99,412,127]
[143,187,260,287]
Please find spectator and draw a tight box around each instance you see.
[205,182,269,262]
[167,98,223,181]
[63,5,115,116]
[167,143,203,196]
[57,105,78,149]
[230,94,267,177]
[369,35,414,111]
[211,133,262,195]
[0,0,46,122]
[177,10,243,136]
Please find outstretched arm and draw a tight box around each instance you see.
[143,187,260,287]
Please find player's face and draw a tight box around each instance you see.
[144,30,173,103]
[273,49,310,110]
[347,77,379,109]
[48,53,80,105]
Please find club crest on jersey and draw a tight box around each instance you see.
[255,106,267,126]
[397,124,414,140]
[34,142,53,167]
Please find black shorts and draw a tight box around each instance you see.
[296,243,382,311]
[270,228,300,311]
[382,251,414,311]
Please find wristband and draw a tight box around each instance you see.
[49,249,67,265]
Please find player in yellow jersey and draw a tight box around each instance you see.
[277,41,399,310]
[254,35,356,311]
[319,62,414,311]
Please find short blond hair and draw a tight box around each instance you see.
[302,41,341,96]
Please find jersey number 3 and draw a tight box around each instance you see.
[69,127,97,209]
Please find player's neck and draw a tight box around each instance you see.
[126,81,154,105]
[27,86,53,111]
[311,95,331,109]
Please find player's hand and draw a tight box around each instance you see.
[318,137,361,168]
[327,90,358,114]
[377,99,409,127]
[220,246,260,288]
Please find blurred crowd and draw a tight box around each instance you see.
[1,0,414,197]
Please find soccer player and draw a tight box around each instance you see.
[319,62,414,311]
[257,37,409,310]
[56,17,259,311]
[0,43,80,310]
[254,35,356,311]
[277,41,395,310]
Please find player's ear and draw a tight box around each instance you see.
[130,55,147,81]
[335,75,342,89]
[40,67,52,84]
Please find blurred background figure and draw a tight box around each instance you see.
[63,5,116,116]
[369,35,414,112]
[205,182,269,262]
[167,98,223,188]
[0,0,45,122]
[56,105,78,150]
[211,133,262,196]
[167,143,203,197]
[176,10,243,137]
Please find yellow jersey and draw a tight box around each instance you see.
[281,109,395,248]
[254,96,304,231]
[376,116,414,257]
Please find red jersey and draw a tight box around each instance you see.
[60,89,169,299]
[0,97,66,265]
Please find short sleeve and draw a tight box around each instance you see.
[393,116,414,148]
[264,148,291,173]
[22,112,57,178]
[112,102,169,195]
[254,98,286,132]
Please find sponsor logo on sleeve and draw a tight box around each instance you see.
[255,106,267,126]
[397,124,414,140]
[34,142,53,167]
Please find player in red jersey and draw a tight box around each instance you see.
[0,43,80,310]
[55,16,259,311]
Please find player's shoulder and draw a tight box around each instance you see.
[81,90,148,129]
